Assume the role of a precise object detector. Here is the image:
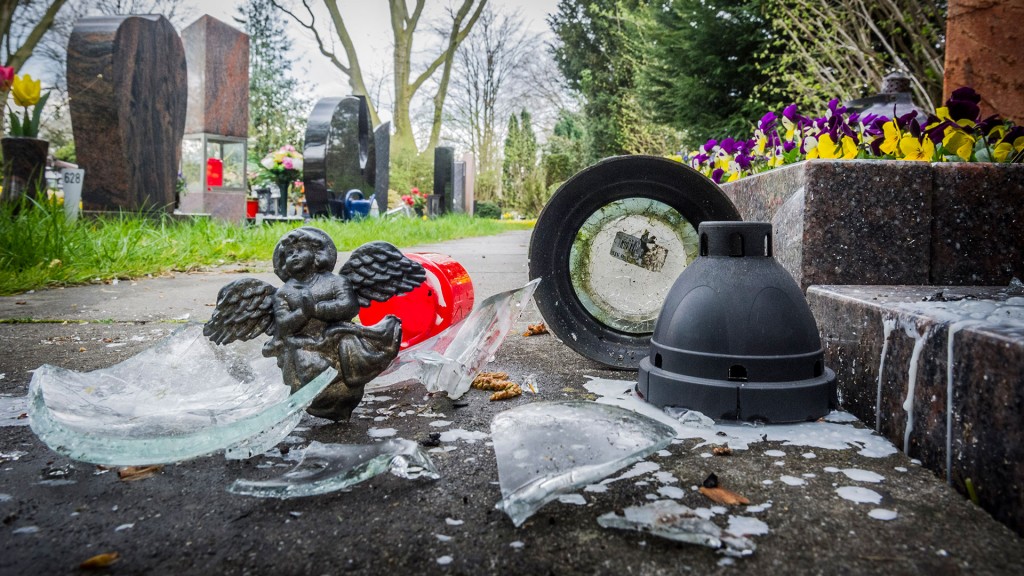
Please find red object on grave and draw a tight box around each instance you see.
[206,157,223,189]
[246,198,258,218]
[358,252,474,349]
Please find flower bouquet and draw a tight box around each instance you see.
[259,145,303,215]
[401,187,428,216]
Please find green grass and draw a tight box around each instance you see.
[0,199,533,296]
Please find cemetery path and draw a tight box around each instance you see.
[1,229,1022,575]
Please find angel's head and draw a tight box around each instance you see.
[274,227,338,282]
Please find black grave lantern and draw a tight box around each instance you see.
[637,221,835,423]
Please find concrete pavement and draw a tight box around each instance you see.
[1,229,1022,575]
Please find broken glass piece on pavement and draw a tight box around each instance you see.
[28,324,334,466]
[228,438,439,498]
[0,395,30,427]
[492,400,675,527]
[367,279,539,399]
[597,500,756,557]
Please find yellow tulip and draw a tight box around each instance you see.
[11,74,41,107]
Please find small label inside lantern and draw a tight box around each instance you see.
[609,230,668,272]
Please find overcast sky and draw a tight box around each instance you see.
[179,0,559,122]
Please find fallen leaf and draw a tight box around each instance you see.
[117,465,163,482]
[522,323,549,337]
[15,301,26,305]
[80,552,120,569]
[699,486,750,506]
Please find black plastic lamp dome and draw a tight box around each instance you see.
[637,221,835,423]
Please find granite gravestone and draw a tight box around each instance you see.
[461,152,475,216]
[303,96,375,217]
[453,160,466,214]
[68,15,187,213]
[372,122,390,214]
[179,15,249,221]
[433,146,455,214]
[944,0,1024,122]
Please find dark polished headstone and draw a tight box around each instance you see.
[182,15,249,137]
[434,146,454,214]
[372,122,390,214]
[68,15,187,213]
[303,96,374,217]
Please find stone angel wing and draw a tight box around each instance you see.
[339,241,427,307]
[203,277,277,345]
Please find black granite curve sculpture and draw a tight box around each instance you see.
[204,227,425,421]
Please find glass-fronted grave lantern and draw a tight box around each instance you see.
[179,133,247,220]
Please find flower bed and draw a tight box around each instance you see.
[678,87,1023,184]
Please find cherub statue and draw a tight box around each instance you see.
[204,227,425,421]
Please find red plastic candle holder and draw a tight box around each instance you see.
[358,252,474,348]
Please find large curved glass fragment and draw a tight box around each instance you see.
[229,438,440,498]
[28,324,334,466]
[492,400,676,527]
[366,279,539,399]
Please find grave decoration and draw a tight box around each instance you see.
[1,71,51,205]
[637,221,835,423]
[178,15,249,222]
[204,228,425,422]
[680,86,1023,186]
[258,145,303,216]
[528,155,741,369]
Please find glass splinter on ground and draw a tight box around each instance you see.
[27,324,335,466]
[366,279,540,399]
[491,400,676,527]
[596,500,757,557]
[228,439,439,498]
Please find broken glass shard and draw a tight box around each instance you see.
[0,395,29,427]
[492,400,675,527]
[597,500,757,556]
[228,439,439,498]
[367,279,539,399]
[28,324,334,466]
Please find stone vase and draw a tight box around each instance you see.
[274,175,293,216]
[1,137,50,206]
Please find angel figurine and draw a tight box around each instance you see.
[204,227,425,421]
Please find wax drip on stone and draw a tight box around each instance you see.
[902,320,932,455]
[875,316,897,432]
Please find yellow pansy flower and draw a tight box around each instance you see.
[898,136,935,162]
[942,130,975,161]
[879,121,900,156]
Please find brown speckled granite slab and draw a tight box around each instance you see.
[808,284,1024,534]
[68,15,186,214]
[721,160,1024,289]
[182,16,249,137]
[930,162,1024,285]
